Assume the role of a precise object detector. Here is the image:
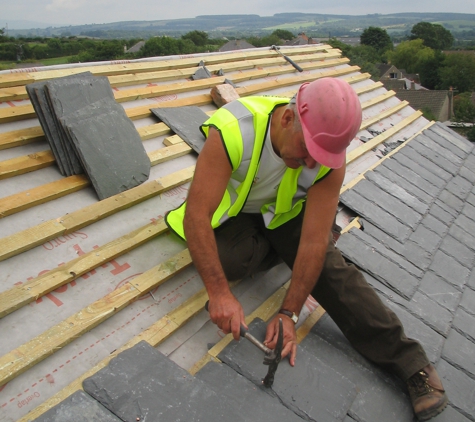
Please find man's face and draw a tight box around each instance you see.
[280,129,317,170]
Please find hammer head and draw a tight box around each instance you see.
[262,318,283,388]
[270,45,280,51]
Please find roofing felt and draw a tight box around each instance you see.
[0,45,473,422]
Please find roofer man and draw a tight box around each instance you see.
[165,77,448,421]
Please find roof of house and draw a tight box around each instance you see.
[125,40,145,53]
[395,90,452,121]
[218,39,255,52]
[0,44,473,422]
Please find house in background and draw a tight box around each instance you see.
[218,39,255,52]
[395,89,454,122]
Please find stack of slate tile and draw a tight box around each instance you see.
[26,72,150,200]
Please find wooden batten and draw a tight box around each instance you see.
[0,249,192,388]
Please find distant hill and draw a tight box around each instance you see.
[7,12,475,39]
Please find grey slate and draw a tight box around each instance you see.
[416,133,465,165]
[26,82,68,175]
[61,99,150,200]
[437,359,475,419]
[45,73,114,175]
[429,250,470,290]
[218,318,357,422]
[430,123,474,155]
[33,390,121,422]
[394,149,449,185]
[83,341,246,422]
[442,329,475,378]
[365,170,430,214]
[337,228,419,299]
[301,315,415,422]
[452,307,475,343]
[424,127,469,159]
[459,287,475,316]
[339,189,412,241]
[361,219,432,271]
[196,361,305,422]
[372,163,434,204]
[351,179,423,229]
[191,66,212,80]
[419,271,462,313]
[378,156,442,199]
[150,106,209,154]
[439,235,475,268]
[406,140,460,176]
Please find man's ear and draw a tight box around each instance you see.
[281,107,295,129]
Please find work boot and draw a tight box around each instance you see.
[407,364,448,421]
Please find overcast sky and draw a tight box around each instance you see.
[3,0,474,29]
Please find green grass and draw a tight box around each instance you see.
[264,21,319,31]
[40,56,73,66]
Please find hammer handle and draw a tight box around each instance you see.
[205,300,272,354]
[282,55,303,72]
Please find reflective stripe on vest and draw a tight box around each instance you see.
[165,96,331,239]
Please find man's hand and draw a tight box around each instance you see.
[265,314,297,366]
[208,292,247,341]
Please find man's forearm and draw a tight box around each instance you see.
[281,237,329,315]
[183,215,230,299]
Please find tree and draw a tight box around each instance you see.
[182,30,208,47]
[439,53,475,93]
[360,26,393,54]
[271,29,295,41]
[347,45,381,80]
[410,22,454,50]
[386,39,435,74]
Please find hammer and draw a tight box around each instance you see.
[270,45,303,72]
[205,301,283,387]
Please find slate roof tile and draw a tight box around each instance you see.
[438,190,466,214]
[458,165,475,184]
[337,229,419,299]
[377,157,441,200]
[364,171,429,214]
[429,250,470,290]
[437,359,475,420]
[423,129,470,160]
[439,235,475,268]
[452,307,475,344]
[301,318,415,422]
[467,270,475,290]
[340,189,412,241]
[375,165,434,205]
[217,319,358,422]
[416,134,465,167]
[430,123,474,155]
[448,223,475,252]
[445,176,473,201]
[361,220,432,271]
[400,147,452,181]
[430,202,457,225]
[405,142,460,177]
[441,329,475,379]
[352,179,423,229]
[392,151,447,187]
[408,223,443,256]
[419,271,463,313]
[459,287,475,316]
[384,300,445,364]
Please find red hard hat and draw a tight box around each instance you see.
[295,77,362,169]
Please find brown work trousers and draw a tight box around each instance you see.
[214,211,429,381]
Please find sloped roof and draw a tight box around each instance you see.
[218,39,255,52]
[125,40,145,53]
[0,44,473,422]
[395,90,452,121]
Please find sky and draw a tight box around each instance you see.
[2,0,474,29]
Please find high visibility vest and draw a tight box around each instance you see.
[165,96,331,240]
